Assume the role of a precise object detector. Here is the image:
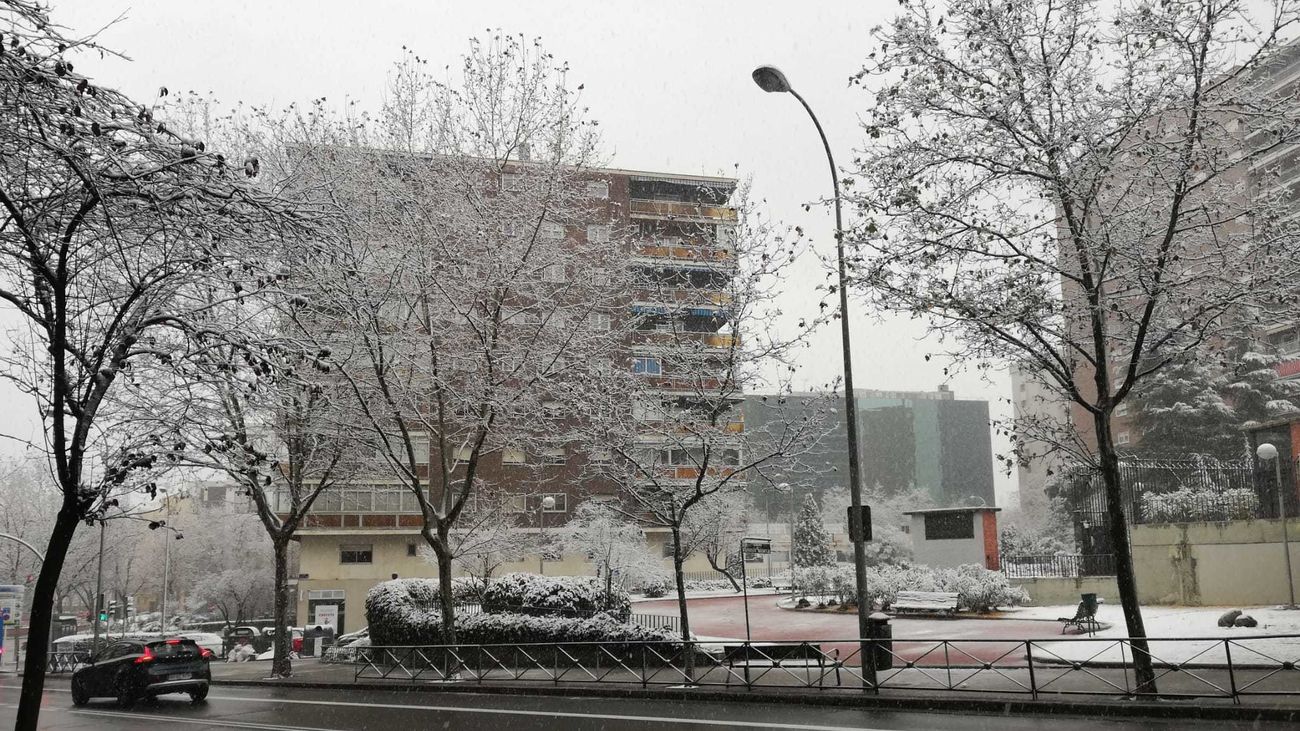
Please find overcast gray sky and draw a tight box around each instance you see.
[5,0,1017,504]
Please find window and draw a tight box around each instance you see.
[540,447,566,465]
[410,434,430,465]
[541,222,565,240]
[340,544,373,564]
[1114,403,1129,417]
[661,541,674,558]
[1116,430,1131,445]
[542,263,567,282]
[454,446,474,463]
[587,224,610,243]
[589,448,612,464]
[542,400,562,416]
[632,356,662,375]
[720,448,741,466]
[632,397,664,422]
[923,513,973,541]
[501,172,524,191]
[587,312,611,331]
[506,495,527,513]
[1268,327,1300,354]
[407,543,417,557]
[585,180,609,199]
[502,448,526,465]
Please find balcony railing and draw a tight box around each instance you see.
[632,242,733,267]
[628,199,737,222]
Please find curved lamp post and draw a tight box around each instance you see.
[752,65,873,682]
[1257,443,1297,609]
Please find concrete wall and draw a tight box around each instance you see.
[909,513,985,568]
[1129,518,1300,606]
[1013,576,1120,607]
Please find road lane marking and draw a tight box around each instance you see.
[69,708,342,731]
[200,692,896,731]
[11,682,896,730]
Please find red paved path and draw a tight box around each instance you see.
[638,595,1060,665]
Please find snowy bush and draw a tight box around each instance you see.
[458,612,679,646]
[683,578,736,592]
[482,573,631,621]
[365,578,445,646]
[789,565,1029,613]
[1140,487,1260,523]
[640,576,669,598]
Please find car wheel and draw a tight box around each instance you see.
[115,676,136,709]
[189,685,209,704]
[70,678,89,707]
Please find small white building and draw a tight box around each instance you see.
[903,507,1002,570]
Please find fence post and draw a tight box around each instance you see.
[1224,639,1239,705]
[1025,640,1037,700]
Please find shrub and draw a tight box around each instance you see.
[1140,487,1260,523]
[452,576,487,603]
[365,579,445,646]
[859,564,1028,613]
[482,573,631,621]
[640,577,668,598]
[683,578,737,592]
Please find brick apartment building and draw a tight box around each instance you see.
[284,166,741,631]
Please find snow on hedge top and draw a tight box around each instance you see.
[482,572,631,620]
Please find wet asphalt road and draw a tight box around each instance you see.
[0,677,1292,730]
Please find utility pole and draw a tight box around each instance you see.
[91,522,104,653]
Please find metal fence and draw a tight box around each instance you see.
[351,634,1300,703]
[1000,553,1116,578]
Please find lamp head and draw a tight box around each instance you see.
[752,66,792,94]
[541,495,556,510]
[1257,442,1279,461]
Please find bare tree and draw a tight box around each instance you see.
[286,36,628,640]
[0,3,314,723]
[559,500,664,597]
[849,0,1300,692]
[689,495,750,592]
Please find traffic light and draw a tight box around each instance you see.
[106,600,118,620]
[95,594,107,623]
[126,595,136,618]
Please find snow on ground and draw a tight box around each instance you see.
[1023,604,1300,666]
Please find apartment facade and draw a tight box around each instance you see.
[287,167,739,631]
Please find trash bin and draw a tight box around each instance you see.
[867,612,893,670]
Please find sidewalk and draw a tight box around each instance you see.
[207,657,1300,721]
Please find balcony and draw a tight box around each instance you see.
[629,199,737,223]
[631,330,738,349]
[632,242,734,270]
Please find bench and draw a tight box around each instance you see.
[771,577,795,592]
[721,643,842,686]
[891,590,960,614]
[1059,593,1102,636]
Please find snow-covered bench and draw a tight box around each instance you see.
[892,590,959,614]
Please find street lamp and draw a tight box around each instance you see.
[151,520,185,633]
[753,65,873,671]
[537,494,556,575]
[1257,443,1297,610]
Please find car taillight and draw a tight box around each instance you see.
[167,639,182,645]
[134,647,155,665]
[200,648,213,660]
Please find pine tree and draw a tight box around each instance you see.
[1132,355,1239,459]
[1224,350,1300,424]
[792,494,835,568]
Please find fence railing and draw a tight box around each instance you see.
[47,651,89,674]
[351,634,1300,703]
[1000,553,1116,578]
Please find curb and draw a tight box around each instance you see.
[208,676,1300,723]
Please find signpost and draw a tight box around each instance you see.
[738,538,771,642]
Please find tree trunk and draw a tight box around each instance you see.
[435,539,457,644]
[270,537,293,678]
[16,503,80,731]
[1096,415,1157,695]
[670,526,694,682]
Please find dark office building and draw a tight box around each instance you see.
[745,386,996,507]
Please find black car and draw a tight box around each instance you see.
[70,638,211,707]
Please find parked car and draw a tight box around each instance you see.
[177,632,225,659]
[334,626,368,647]
[70,638,211,707]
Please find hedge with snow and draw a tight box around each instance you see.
[481,572,631,621]
[366,575,658,647]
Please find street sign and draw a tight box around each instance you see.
[847,505,873,543]
[0,585,23,626]
[314,604,338,630]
